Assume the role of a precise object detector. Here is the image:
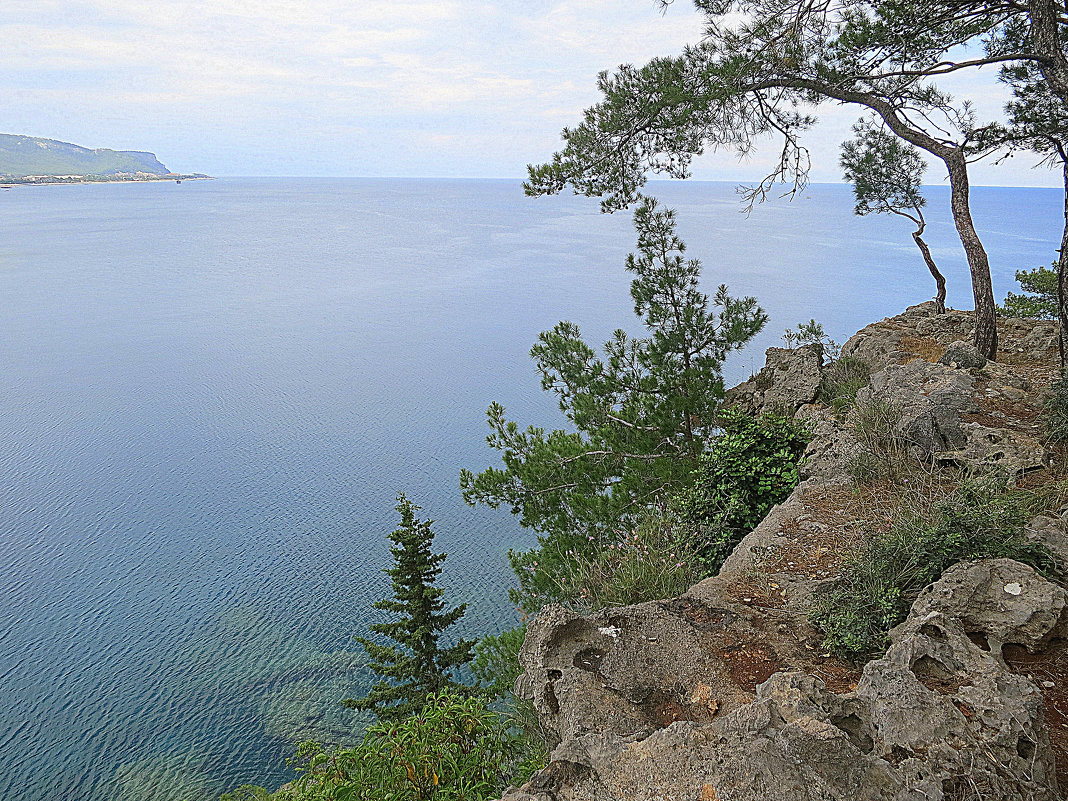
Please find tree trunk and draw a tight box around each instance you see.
[913,220,947,314]
[1059,158,1068,367]
[945,153,998,359]
[1029,0,1068,107]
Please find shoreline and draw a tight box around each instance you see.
[0,175,214,188]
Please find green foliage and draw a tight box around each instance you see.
[846,397,907,484]
[817,357,871,416]
[344,495,474,721]
[813,477,1061,660]
[1046,370,1068,442]
[677,409,810,572]
[1000,263,1059,320]
[840,122,927,220]
[462,198,766,611]
[472,626,527,702]
[243,692,519,801]
[521,507,708,612]
[782,319,841,360]
[471,625,548,784]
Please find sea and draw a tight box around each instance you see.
[0,177,1062,800]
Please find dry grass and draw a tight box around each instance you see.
[898,335,946,363]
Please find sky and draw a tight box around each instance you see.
[1,0,1060,186]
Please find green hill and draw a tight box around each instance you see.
[0,134,171,178]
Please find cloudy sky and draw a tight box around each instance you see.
[2,0,1059,185]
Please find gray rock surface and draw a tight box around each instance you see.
[907,559,1068,654]
[726,344,823,416]
[936,423,1046,475]
[504,562,1064,801]
[856,360,978,456]
[939,339,988,370]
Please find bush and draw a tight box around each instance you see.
[812,477,1061,661]
[846,397,906,484]
[999,263,1058,319]
[231,692,521,801]
[677,408,810,572]
[512,507,707,613]
[1047,370,1068,442]
[782,319,841,360]
[471,626,548,784]
[817,357,871,416]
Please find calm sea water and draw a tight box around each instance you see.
[0,178,1061,800]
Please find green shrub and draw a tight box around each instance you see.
[677,408,810,572]
[471,626,549,785]
[512,508,706,613]
[230,692,520,801]
[817,357,871,415]
[812,477,1060,661]
[999,263,1058,319]
[1046,370,1068,442]
[472,626,527,702]
[571,509,707,610]
[782,319,841,360]
[846,397,906,484]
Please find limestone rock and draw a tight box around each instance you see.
[726,344,823,416]
[504,562,1064,801]
[938,339,987,370]
[1027,512,1068,569]
[906,559,1068,654]
[795,404,863,482]
[936,423,1046,475]
[857,360,978,456]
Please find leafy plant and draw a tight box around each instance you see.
[840,122,947,313]
[1000,263,1059,320]
[344,495,474,721]
[1047,370,1068,442]
[846,397,907,484]
[817,357,871,416]
[472,626,527,702]
[676,409,810,572]
[471,626,548,784]
[782,319,841,360]
[235,692,520,801]
[813,476,1061,660]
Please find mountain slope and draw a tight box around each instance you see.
[0,134,170,177]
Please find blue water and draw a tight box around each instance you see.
[0,178,1061,800]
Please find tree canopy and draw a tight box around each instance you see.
[526,0,1068,359]
[461,198,765,608]
[840,121,947,312]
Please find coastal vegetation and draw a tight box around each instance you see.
[813,476,1063,659]
[461,197,768,612]
[219,1,1068,798]
[524,0,1068,362]
[0,133,207,183]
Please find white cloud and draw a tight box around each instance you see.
[0,0,1058,185]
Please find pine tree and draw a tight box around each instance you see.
[461,198,766,611]
[344,495,474,721]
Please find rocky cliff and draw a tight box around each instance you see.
[502,304,1068,801]
[0,133,171,178]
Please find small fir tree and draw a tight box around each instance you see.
[344,494,474,721]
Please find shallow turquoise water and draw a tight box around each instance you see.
[0,178,1061,799]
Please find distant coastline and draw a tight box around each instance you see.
[0,173,213,188]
